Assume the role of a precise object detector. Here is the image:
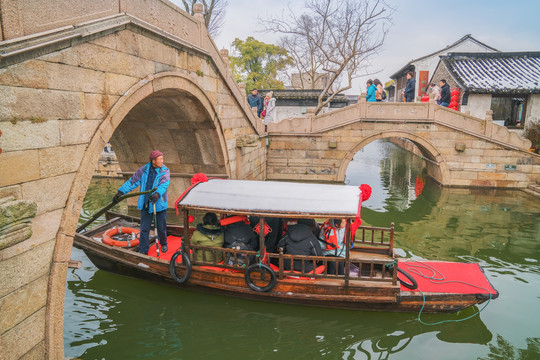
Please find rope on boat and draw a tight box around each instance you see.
[402,260,492,325]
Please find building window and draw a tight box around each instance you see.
[490,96,526,128]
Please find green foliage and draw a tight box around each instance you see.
[229,37,292,90]
[524,119,540,147]
[195,69,204,76]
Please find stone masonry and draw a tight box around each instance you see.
[0,1,539,359]
[266,97,540,187]
[0,1,265,359]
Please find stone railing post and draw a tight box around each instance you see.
[193,3,205,48]
[219,48,230,80]
[238,82,247,108]
[358,93,367,119]
[428,92,435,118]
[306,108,315,133]
[484,110,493,137]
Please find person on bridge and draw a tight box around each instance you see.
[113,150,170,255]
[366,80,377,102]
[439,79,451,107]
[247,88,263,118]
[402,71,415,102]
[263,91,276,132]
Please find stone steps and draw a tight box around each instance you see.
[522,184,540,198]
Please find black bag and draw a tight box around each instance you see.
[382,90,387,100]
[226,241,250,266]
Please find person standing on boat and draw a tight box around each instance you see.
[319,219,346,275]
[112,150,170,255]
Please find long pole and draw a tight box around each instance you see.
[76,188,156,233]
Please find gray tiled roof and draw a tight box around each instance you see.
[441,52,540,93]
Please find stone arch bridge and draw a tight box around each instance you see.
[0,1,538,359]
[267,99,539,187]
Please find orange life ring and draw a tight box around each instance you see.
[102,227,140,247]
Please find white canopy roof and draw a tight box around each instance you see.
[176,180,362,218]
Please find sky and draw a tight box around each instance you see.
[171,0,540,94]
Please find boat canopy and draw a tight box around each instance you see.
[176,179,362,218]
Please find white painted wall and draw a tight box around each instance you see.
[462,94,492,119]
[525,94,540,126]
[411,39,497,99]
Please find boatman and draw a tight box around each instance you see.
[112,150,170,255]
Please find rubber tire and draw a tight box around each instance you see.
[169,251,192,284]
[245,263,276,292]
[397,267,418,290]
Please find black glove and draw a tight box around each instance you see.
[112,191,123,204]
[150,192,160,203]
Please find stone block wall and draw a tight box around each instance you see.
[0,10,265,359]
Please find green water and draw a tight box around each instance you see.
[65,140,540,359]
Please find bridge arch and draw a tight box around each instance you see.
[336,131,450,185]
[49,72,231,351]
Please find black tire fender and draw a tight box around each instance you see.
[169,251,192,284]
[245,263,276,292]
[397,267,418,290]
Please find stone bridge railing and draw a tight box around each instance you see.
[0,0,264,136]
[269,98,531,152]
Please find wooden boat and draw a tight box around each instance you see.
[74,179,498,313]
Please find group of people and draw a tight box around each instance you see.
[112,150,349,275]
[366,79,386,102]
[247,88,276,132]
[429,80,451,107]
[190,214,349,275]
[401,71,451,106]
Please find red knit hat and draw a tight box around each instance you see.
[149,150,163,161]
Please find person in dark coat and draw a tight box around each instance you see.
[402,71,416,102]
[247,88,263,118]
[439,79,451,107]
[278,223,323,272]
[224,219,259,251]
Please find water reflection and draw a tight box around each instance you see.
[66,263,493,359]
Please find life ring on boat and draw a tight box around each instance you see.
[245,263,276,292]
[397,267,418,290]
[102,227,140,247]
[169,251,192,284]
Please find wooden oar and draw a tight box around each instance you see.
[153,201,160,258]
[76,188,156,233]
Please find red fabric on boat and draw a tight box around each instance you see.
[398,260,498,295]
[147,235,182,261]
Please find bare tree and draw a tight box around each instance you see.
[180,0,228,38]
[263,0,392,115]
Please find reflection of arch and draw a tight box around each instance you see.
[337,131,449,185]
[50,72,231,352]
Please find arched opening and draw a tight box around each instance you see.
[338,131,449,186]
[110,87,228,205]
[337,132,448,216]
[51,73,231,354]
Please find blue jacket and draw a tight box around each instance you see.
[366,84,377,102]
[247,94,263,115]
[119,163,170,213]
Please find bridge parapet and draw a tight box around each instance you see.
[269,101,531,151]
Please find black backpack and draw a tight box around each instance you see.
[226,241,251,266]
[382,90,387,100]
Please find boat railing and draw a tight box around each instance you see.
[188,244,259,270]
[353,223,394,255]
[266,251,397,285]
[186,244,396,285]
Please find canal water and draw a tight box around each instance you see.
[65,140,540,359]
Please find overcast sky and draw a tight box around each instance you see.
[172,0,540,94]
